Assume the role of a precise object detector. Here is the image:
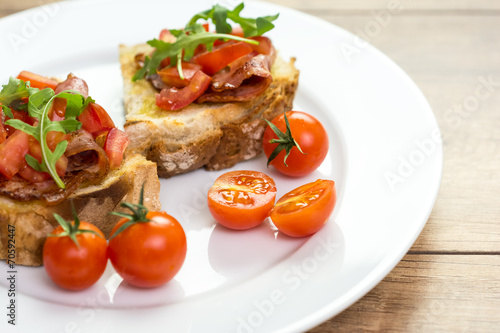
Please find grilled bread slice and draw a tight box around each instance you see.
[0,154,160,267]
[120,43,299,178]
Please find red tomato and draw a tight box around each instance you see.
[157,62,202,88]
[0,130,29,179]
[193,41,253,75]
[79,103,115,135]
[269,179,337,237]
[49,97,67,121]
[27,136,67,177]
[156,70,211,111]
[16,71,58,90]
[18,161,50,182]
[104,128,129,169]
[0,122,7,144]
[207,170,277,230]
[3,109,28,136]
[43,220,107,291]
[249,36,273,55]
[108,211,187,288]
[263,111,329,177]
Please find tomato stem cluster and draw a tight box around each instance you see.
[264,112,305,167]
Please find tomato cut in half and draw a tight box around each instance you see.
[207,170,277,230]
[79,103,115,135]
[108,211,187,288]
[16,71,58,90]
[43,220,107,291]
[104,128,129,169]
[0,130,29,179]
[269,179,337,237]
[156,70,211,111]
[193,41,253,75]
[157,62,202,88]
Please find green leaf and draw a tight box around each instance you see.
[0,77,39,107]
[58,119,82,132]
[28,88,54,118]
[56,92,94,119]
[25,154,44,172]
[213,5,232,34]
[1,105,14,119]
[5,118,38,137]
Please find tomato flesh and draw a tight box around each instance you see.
[157,62,202,88]
[16,71,58,90]
[269,179,336,237]
[0,130,29,179]
[193,41,253,75]
[108,212,187,288]
[104,127,129,169]
[207,170,277,230]
[43,221,107,291]
[156,70,211,111]
[79,103,115,136]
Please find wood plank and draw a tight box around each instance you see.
[316,14,500,252]
[309,254,500,332]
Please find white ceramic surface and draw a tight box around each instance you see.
[0,1,442,332]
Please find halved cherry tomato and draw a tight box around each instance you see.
[193,41,253,75]
[207,170,277,230]
[43,219,107,291]
[16,71,58,90]
[104,128,129,169]
[157,62,202,88]
[0,130,29,179]
[269,179,337,237]
[79,103,115,135]
[263,111,329,177]
[108,211,187,288]
[156,70,211,111]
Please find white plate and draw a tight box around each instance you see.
[0,0,442,332]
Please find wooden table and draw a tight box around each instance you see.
[2,0,499,332]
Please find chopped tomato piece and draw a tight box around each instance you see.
[159,29,175,42]
[17,71,58,90]
[249,36,273,55]
[156,70,211,111]
[193,41,253,75]
[3,109,28,136]
[79,103,115,136]
[27,136,67,177]
[49,98,67,121]
[0,130,29,179]
[0,122,7,144]
[157,62,202,88]
[18,160,50,182]
[213,26,245,46]
[104,128,129,169]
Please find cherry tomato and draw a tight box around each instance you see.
[103,127,129,169]
[269,179,336,237]
[207,170,277,230]
[108,211,187,288]
[263,111,329,177]
[43,220,107,291]
[156,70,211,111]
[16,71,58,90]
[193,41,253,75]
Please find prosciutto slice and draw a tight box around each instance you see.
[55,74,89,98]
[197,48,276,103]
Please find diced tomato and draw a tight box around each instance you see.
[79,103,115,136]
[193,41,253,75]
[104,128,129,169]
[27,136,67,177]
[157,62,202,88]
[3,109,28,136]
[159,29,176,43]
[17,71,58,90]
[0,130,29,179]
[156,70,212,111]
[0,122,7,144]
[249,36,273,55]
[18,160,50,182]
[213,26,245,47]
[49,98,67,121]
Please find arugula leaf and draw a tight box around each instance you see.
[133,31,258,81]
[5,85,91,189]
[0,77,39,117]
[189,2,279,37]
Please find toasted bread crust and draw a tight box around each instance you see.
[0,154,160,266]
[120,44,299,177]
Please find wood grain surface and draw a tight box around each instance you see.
[1,0,499,332]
